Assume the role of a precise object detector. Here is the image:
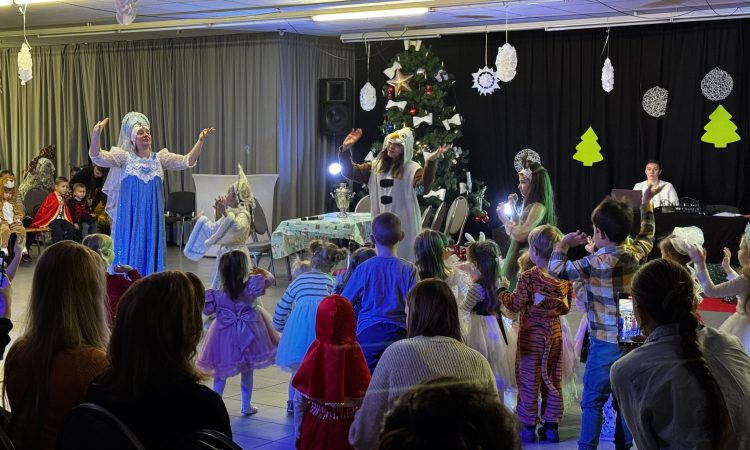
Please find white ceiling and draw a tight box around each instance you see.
[0,0,748,46]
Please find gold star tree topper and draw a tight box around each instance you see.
[387,69,414,96]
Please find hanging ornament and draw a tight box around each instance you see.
[359,82,376,112]
[17,5,32,86]
[408,107,418,116]
[413,113,433,128]
[387,85,395,94]
[701,67,733,101]
[435,69,449,82]
[472,66,500,96]
[602,58,614,93]
[642,86,669,118]
[403,39,422,51]
[600,29,613,93]
[18,43,32,86]
[386,100,407,110]
[442,114,461,130]
[425,85,433,96]
[415,67,426,77]
[114,0,138,25]
[383,61,402,79]
[473,32,500,95]
[386,123,395,132]
[387,69,414,96]
[495,9,517,82]
[359,43,376,111]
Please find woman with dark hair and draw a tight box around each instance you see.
[496,159,557,289]
[379,377,520,450]
[84,271,232,447]
[349,279,497,450]
[19,144,57,199]
[611,259,750,449]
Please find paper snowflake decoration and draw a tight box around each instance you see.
[115,0,138,25]
[642,86,669,117]
[601,58,614,93]
[17,43,32,85]
[701,68,733,101]
[359,82,376,111]
[471,66,500,95]
[513,148,540,173]
[495,43,518,82]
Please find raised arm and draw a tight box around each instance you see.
[186,127,216,166]
[415,144,449,190]
[89,118,128,168]
[507,203,547,242]
[338,128,372,185]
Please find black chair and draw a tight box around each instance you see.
[0,406,14,450]
[430,202,447,231]
[22,188,52,255]
[164,191,196,249]
[175,429,242,450]
[57,403,145,450]
[247,203,277,282]
[420,205,433,229]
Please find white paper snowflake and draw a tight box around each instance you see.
[513,148,540,173]
[17,43,32,85]
[642,86,669,118]
[359,82,377,111]
[495,43,518,82]
[701,68,733,101]
[471,66,500,95]
[114,0,137,25]
[601,58,614,93]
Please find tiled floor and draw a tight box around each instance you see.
[3,247,734,449]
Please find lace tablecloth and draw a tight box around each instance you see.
[271,212,372,258]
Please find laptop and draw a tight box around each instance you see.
[610,189,642,210]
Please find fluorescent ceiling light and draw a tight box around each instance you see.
[312,7,428,21]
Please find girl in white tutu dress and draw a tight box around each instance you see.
[273,240,348,412]
[688,226,750,355]
[197,250,278,415]
[459,240,516,392]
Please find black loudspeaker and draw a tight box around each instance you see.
[319,78,353,136]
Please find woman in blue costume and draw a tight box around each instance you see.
[88,113,215,275]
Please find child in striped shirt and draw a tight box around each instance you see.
[273,240,347,414]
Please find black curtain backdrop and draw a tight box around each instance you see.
[351,19,750,237]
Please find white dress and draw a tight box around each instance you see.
[699,275,750,355]
[459,283,517,390]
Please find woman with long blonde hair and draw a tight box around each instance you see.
[4,241,110,450]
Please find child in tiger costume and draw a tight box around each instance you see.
[499,224,572,443]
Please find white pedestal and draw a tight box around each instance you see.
[192,173,278,257]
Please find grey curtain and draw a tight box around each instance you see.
[0,33,354,224]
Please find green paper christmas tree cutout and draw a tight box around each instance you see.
[701,104,741,149]
[573,126,604,166]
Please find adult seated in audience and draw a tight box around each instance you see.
[84,271,232,447]
[18,144,56,200]
[379,377,520,450]
[4,241,110,450]
[611,259,750,449]
[632,160,679,207]
[349,279,497,450]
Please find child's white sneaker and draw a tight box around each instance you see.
[241,405,258,416]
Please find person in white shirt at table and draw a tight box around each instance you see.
[633,160,679,207]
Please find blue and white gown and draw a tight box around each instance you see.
[91,147,193,275]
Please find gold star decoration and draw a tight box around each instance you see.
[387,69,414,96]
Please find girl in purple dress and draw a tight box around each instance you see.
[197,250,279,415]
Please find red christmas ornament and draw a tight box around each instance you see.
[425,85,433,95]
[408,107,418,116]
[387,93,393,100]
[387,85,395,94]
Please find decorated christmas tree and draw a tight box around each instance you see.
[573,126,604,167]
[370,41,489,221]
[701,104,741,148]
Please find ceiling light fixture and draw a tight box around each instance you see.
[1,0,63,5]
[312,7,429,22]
